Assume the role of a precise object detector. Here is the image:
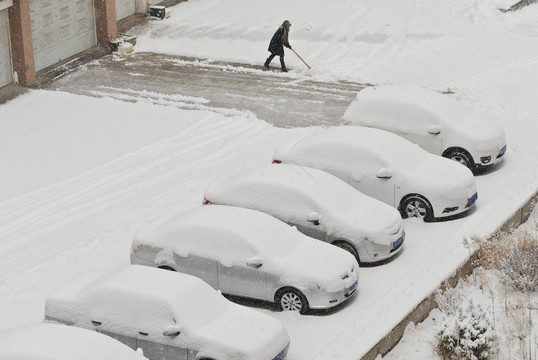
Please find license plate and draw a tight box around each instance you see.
[348,280,358,293]
[393,236,404,250]
[499,145,506,157]
[468,192,478,206]
[273,348,287,360]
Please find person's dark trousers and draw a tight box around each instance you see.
[265,54,287,71]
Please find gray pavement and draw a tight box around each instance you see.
[47,52,366,128]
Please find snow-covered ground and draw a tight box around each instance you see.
[0,0,537,359]
[384,206,538,360]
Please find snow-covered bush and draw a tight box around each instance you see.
[499,232,538,292]
[435,281,463,316]
[437,300,496,360]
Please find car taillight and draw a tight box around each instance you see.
[132,242,140,252]
[272,160,282,164]
[202,198,211,205]
[343,121,351,126]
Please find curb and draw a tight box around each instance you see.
[361,190,538,360]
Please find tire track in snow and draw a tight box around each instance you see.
[0,115,299,293]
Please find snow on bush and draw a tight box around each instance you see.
[436,294,496,360]
[499,232,538,292]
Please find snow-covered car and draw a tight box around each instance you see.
[272,127,478,221]
[131,205,359,314]
[203,164,404,264]
[342,85,506,171]
[0,324,148,360]
[45,265,290,360]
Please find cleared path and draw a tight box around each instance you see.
[49,52,365,128]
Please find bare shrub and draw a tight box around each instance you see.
[436,281,463,316]
[477,231,508,270]
[500,231,538,292]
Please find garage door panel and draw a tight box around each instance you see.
[0,9,11,87]
[116,0,136,21]
[30,0,96,72]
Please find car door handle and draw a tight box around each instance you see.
[91,320,102,326]
[139,331,149,336]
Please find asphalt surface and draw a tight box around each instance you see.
[48,52,366,128]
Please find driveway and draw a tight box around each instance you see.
[49,52,365,128]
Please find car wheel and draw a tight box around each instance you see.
[400,195,433,222]
[443,148,474,170]
[276,288,309,314]
[332,241,360,264]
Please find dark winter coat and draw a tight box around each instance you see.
[268,21,291,56]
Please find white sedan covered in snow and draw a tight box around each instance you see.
[131,205,359,314]
[45,265,290,360]
[342,85,506,171]
[272,127,478,221]
[203,164,404,264]
[0,324,148,360]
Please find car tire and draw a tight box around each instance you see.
[276,288,309,314]
[400,195,433,222]
[332,241,360,264]
[443,148,474,170]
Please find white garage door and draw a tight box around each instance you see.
[115,0,136,21]
[30,0,96,72]
[0,9,12,87]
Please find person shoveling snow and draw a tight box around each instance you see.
[264,20,293,72]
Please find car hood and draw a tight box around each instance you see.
[275,240,359,293]
[188,305,290,360]
[322,196,403,246]
[445,112,506,152]
[400,154,477,200]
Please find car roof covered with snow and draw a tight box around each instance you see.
[46,265,289,359]
[204,164,402,237]
[134,205,358,288]
[47,265,230,328]
[343,85,504,142]
[135,205,316,264]
[0,323,148,360]
[273,126,425,174]
[273,126,476,198]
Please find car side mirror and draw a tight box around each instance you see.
[163,325,182,337]
[376,168,393,179]
[427,125,441,135]
[247,256,263,269]
[307,212,320,226]
[350,173,362,182]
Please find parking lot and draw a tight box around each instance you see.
[1,49,536,359]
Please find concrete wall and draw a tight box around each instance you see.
[361,190,538,360]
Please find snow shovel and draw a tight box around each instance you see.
[291,48,311,69]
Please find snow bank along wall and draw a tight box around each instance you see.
[361,191,538,360]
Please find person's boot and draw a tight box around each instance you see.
[280,57,287,72]
[264,56,273,69]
